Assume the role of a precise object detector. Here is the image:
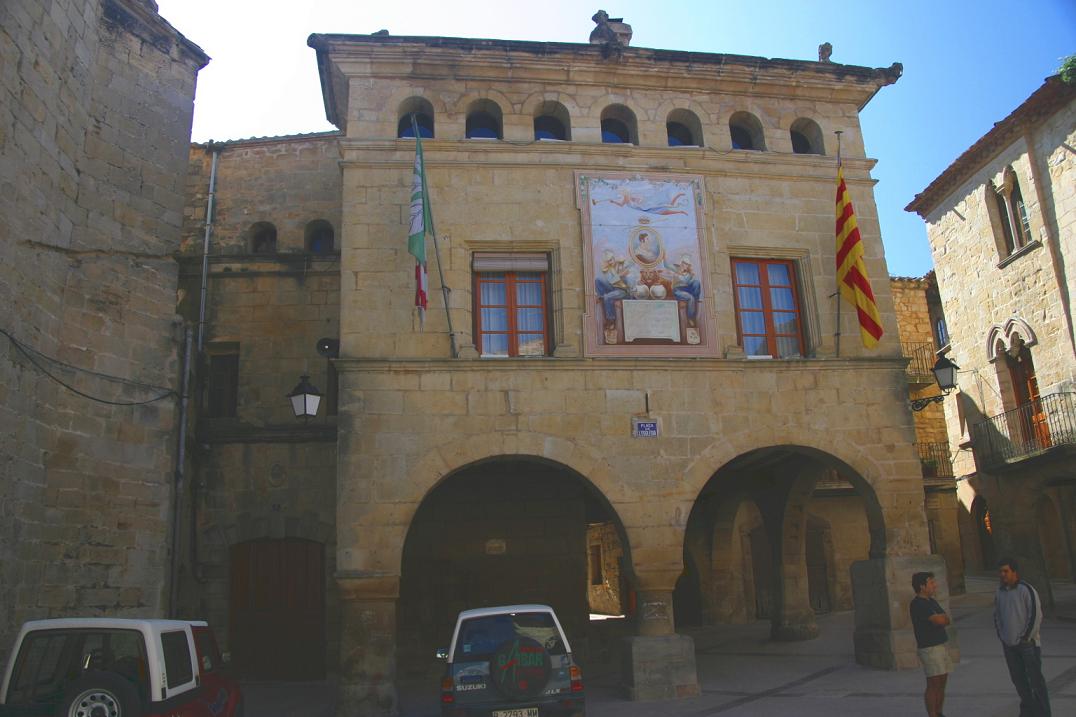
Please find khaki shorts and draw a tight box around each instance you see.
[918,644,952,677]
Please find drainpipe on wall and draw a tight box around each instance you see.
[197,143,222,353]
[169,326,193,618]
[171,143,221,617]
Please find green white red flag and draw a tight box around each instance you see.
[408,117,431,319]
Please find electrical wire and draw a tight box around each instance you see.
[1,327,177,406]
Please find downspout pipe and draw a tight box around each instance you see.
[197,143,222,353]
[172,143,220,616]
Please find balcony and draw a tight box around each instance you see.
[971,392,1076,468]
[902,342,936,384]
[915,441,954,480]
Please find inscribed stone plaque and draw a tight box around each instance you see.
[622,300,680,342]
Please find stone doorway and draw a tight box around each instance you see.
[229,537,326,680]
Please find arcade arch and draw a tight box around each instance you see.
[675,445,883,643]
[395,455,633,676]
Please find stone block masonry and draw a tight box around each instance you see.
[0,0,206,651]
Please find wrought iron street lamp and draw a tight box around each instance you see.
[910,355,960,412]
[288,374,322,419]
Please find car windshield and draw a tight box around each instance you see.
[453,612,565,661]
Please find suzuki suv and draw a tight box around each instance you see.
[438,605,585,717]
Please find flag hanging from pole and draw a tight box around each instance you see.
[835,165,883,349]
[408,117,431,321]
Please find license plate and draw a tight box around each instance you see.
[492,709,538,717]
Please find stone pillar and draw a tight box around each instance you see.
[337,575,399,717]
[769,469,819,641]
[771,560,819,641]
[851,554,958,670]
[621,579,699,700]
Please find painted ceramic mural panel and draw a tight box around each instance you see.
[577,172,716,357]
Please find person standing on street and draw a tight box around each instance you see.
[910,571,951,717]
[995,556,1052,716]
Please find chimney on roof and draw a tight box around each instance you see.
[589,10,632,48]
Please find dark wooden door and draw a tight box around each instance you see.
[1008,345,1050,449]
[229,538,325,681]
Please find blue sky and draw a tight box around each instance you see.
[156,0,1075,278]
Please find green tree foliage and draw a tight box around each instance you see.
[1060,55,1076,85]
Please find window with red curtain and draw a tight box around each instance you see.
[731,258,805,358]
[473,253,550,357]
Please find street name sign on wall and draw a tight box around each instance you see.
[632,418,659,438]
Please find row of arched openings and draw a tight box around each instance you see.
[396,97,826,154]
[247,219,335,255]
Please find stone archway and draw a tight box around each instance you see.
[679,443,931,669]
[395,455,634,680]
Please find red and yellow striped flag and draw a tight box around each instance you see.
[835,165,883,348]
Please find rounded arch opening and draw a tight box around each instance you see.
[729,111,765,151]
[247,221,277,254]
[304,219,335,254]
[666,108,703,147]
[465,98,503,139]
[396,455,634,677]
[676,445,885,634]
[397,97,434,138]
[600,104,637,144]
[790,117,825,155]
[534,100,570,141]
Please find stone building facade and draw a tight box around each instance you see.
[890,275,965,592]
[0,0,206,652]
[907,75,1076,603]
[289,27,945,714]
[176,133,344,679]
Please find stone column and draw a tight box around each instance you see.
[770,472,819,641]
[336,575,399,717]
[621,575,699,700]
[851,554,957,669]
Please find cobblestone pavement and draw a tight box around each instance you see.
[243,576,1076,716]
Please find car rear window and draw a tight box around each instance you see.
[161,630,194,687]
[454,612,566,661]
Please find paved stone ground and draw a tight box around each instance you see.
[243,576,1076,716]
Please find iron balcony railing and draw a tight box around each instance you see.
[914,441,953,479]
[971,392,1076,467]
[902,342,936,384]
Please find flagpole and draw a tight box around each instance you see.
[834,130,843,359]
[412,114,459,359]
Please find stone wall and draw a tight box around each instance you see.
[181,135,342,255]
[177,135,343,672]
[0,0,205,651]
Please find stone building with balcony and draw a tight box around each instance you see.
[906,74,1076,603]
[890,275,964,593]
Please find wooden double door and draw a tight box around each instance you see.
[229,538,325,681]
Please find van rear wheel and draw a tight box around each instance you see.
[58,671,142,717]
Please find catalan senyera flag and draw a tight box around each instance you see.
[408,116,431,320]
[835,165,883,349]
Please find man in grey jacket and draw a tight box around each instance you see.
[994,557,1051,716]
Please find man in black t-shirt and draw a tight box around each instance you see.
[910,571,952,717]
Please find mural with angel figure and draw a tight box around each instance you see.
[577,173,716,357]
